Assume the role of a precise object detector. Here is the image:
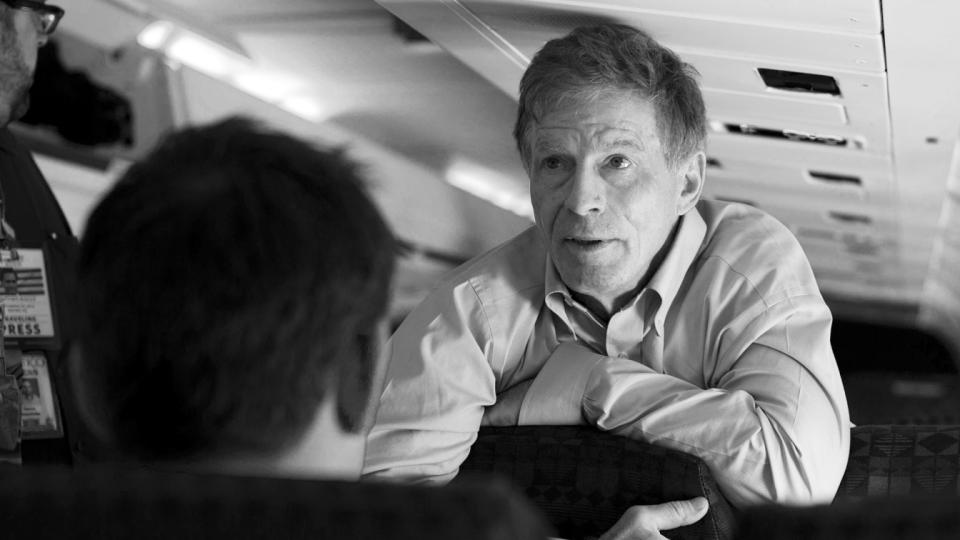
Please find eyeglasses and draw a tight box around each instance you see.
[0,0,65,36]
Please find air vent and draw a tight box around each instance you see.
[828,211,873,226]
[725,124,849,147]
[808,171,863,187]
[758,68,841,96]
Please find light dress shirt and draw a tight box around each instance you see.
[364,200,850,507]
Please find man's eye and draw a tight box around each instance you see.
[541,156,564,170]
[607,155,632,169]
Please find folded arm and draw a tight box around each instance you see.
[519,296,850,507]
[362,279,505,483]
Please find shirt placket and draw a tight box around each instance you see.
[606,295,665,372]
[606,310,644,360]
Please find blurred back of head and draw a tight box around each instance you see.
[75,117,395,465]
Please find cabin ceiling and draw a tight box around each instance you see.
[53,1,960,335]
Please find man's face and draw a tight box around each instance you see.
[526,90,703,310]
[0,4,46,125]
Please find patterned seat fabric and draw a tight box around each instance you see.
[459,426,736,540]
[737,496,960,540]
[839,425,960,499]
[0,464,551,540]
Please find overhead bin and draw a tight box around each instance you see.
[459,0,885,72]
[689,52,890,153]
[705,134,894,200]
[704,159,892,205]
[705,89,848,126]
[454,0,882,35]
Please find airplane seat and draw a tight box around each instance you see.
[831,319,960,425]
[0,463,551,540]
[735,495,960,540]
[837,424,960,500]
[461,425,960,540]
[735,424,960,539]
[459,425,736,540]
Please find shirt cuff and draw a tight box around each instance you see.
[518,342,603,425]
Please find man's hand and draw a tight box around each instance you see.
[598,497,709,540]
[481,379,534,426]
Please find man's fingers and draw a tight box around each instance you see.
[644,497,709,530]
[597,498,708,540]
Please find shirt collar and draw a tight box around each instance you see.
[544,254,572,319]
[544,255,566,299]
[646,208,707,334]
[543,207,707,335]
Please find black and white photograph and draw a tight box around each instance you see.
[0,1,958,539]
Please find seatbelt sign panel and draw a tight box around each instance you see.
[0,249,54,338]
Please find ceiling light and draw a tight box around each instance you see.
[280,97,325,122]
[137,20,174,50]
[111,0,250,59]
[135,16,324,123]
[165,33,245,78]
[233,71,302,103]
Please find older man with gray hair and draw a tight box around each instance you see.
[365,23,849,538]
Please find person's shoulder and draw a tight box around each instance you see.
[412,226,546,311]
[391,227,547,347]
[696,199,820,304]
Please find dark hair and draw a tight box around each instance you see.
[76,117,395,461]
[514,23,706,168]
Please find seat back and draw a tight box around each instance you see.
[840,425,960,499]
[0,464,550,540]
[737,496,960,540]
[460,426,735,540]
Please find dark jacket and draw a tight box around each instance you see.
[0,126,81,464]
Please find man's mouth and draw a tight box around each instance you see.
[564,237,613,251]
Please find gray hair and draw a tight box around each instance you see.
[514,24,706,169]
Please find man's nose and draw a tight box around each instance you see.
[563,164,606,215]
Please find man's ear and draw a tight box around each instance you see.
[335,321,388,434]
[677,151,705,216]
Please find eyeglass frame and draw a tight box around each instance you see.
[0,0,65,36]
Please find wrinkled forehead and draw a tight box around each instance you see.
[532,123,649,152]
[525,90,660,151]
